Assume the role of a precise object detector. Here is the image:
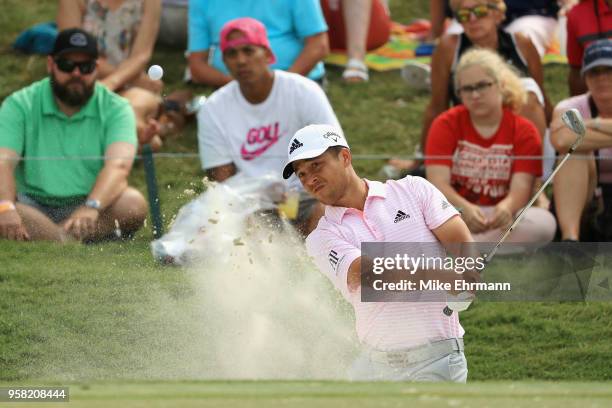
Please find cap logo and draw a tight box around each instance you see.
[289,138,304,155]
[70,33,88,47]
[323,131,340,143]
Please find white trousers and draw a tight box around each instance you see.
[349,350,468,382]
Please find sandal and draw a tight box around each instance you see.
[342,58,369,83]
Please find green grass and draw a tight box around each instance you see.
[2,381,612,408]
[1,0,611,396]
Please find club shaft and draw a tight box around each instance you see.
[142,144,164,239]
[486,144,580,263]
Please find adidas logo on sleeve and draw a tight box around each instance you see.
[394,210,410,223]
[289,138,304,154]
[329,250,340,273]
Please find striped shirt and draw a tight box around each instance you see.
[306,176,464,351]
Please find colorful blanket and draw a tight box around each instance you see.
[325,21,568,72]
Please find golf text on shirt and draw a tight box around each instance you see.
[241,122,281,160]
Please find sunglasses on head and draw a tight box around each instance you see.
[455,4,498,23]
[54,58,96,74]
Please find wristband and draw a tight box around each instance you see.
[0,200,16,214]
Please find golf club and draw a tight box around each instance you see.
[484,108,586,262]
[142,64,166,239]
[446,108,587,313]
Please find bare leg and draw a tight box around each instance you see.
[16,203,70,242]
[553,155,597,240]
[16,188,146,242]
[342,0,372,83]
[520,93,550,208]
[120,87,163,148]
[344,0,372,63]
[95,187,148,238]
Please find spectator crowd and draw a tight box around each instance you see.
[1,0,612,246]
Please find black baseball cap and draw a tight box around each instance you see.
[581,39,612,76]
[51,28,98,59]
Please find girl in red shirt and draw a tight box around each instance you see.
[425,48,556,248]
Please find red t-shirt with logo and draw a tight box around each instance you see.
[425,105,542,206]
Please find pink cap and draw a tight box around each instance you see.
[219,17,276,64]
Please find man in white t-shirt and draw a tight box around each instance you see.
[198,17,341,234]
[282,124,477,382]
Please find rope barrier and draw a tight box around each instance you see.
[1,153,611,161]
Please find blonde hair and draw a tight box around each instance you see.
[449,0,507,18]
[454,48,526,111]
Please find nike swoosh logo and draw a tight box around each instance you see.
[240,139,277,161]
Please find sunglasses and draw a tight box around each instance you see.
[54,58,96,74]
[457,80,495,97]
[455,4,498,23]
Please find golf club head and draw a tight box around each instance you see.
[561,108,586,138]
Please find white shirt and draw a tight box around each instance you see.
[198,70,341,189]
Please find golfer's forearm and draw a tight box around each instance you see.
[88,166,130,209]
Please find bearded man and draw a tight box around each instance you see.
[0,28,147,242]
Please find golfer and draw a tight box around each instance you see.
[282,124,474,382]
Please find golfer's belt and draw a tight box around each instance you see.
[369,338,464,367]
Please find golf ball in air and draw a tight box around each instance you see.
[147,64,164,80]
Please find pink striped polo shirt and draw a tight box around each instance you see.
[305,176,464,351]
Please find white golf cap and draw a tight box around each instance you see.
[282,124,349,179]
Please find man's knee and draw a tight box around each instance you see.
[109,187,148,226]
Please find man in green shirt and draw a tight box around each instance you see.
[0,28,147,242]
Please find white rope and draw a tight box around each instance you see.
[1,153,610,161]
